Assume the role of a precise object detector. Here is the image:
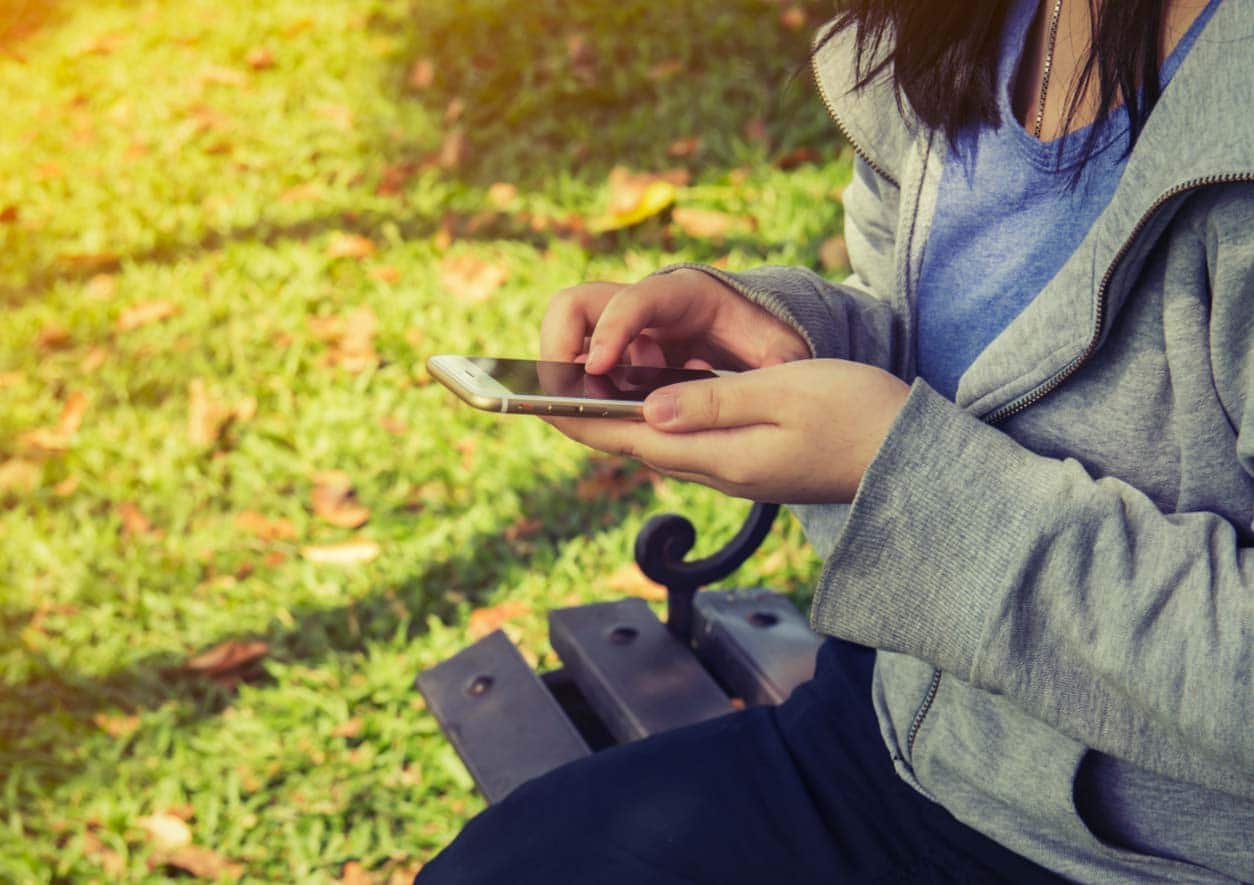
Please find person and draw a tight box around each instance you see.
[418,0,1252,880]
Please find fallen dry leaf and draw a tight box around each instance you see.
[340,859,373,885]
[81,346,109,373]
[819,235,849,272]
[369,265,401,284]
[234,510,298,541]
[317,103,355,131]
[327,233,376,259]
[0,459,40,494]
[21,391,90,453]
[54,476,80,497]
[280,182,322,203]
[188,379,251,448]
[138,813,192,851]
[439,127,466,170]
[116,300,178,332]
[648,58,684,81]
[504,516,542,542]
[311,470,371,528]
[407,58,435,90]
[779,5,807,30]
[36,326,72,350]
[117,501,153,537]
[0,371,24,388]
[486,182,517,208]
[775,146,821,170]
[93,712,141,738]
[0,204,18,224]
[377,161,418,196]
[301,539,381,565]
[439,254,508,304]
[671,207,749,240]
[444,98,466,124]
[151,845,244,881]
[194,64,247,89]
[85,273,117,300]
[60,252,119,273]
[186,639,269,676]
[467,600,531,640]
[743,117,769,145]
[82,830,126,877]
[331,718,364,739]
[311,306,379,372]
[245,46,275,70]
[666,136,702,158]
[566,32,597,84]
[591,166,687,232]
[605,563,667,601]
[379,416,408,435]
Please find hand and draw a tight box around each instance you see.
[547,359,911,504]
[540,269,810,373]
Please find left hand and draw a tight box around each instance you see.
[547,359,911,504]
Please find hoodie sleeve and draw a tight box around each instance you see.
[809,189,1254,795]
[654,156,909,375]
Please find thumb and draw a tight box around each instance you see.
[642,373,774,432]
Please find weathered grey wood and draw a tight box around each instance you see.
[415,630,590,803]
[692,590,824,707]
[549,599,734,743]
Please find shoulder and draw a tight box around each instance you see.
[812,20,918,186]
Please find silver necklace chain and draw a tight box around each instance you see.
[1033,0,1064,139]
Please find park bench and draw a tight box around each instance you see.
[416,502,826,803]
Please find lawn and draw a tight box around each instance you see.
[0,0,848,879]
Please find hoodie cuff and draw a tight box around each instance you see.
[651,262,841,359]
[809,379,1059,680]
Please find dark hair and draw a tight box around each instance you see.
[823,0,1166,166]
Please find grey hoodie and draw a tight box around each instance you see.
[664,3,1253,881]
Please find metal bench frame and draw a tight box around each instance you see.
[416,503,825,803]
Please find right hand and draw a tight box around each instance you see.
[539,268,810,373]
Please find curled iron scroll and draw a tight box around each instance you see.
[633,502,780,640]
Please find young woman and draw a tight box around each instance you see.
[419,0,1252,880]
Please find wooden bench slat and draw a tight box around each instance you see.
[692,590,824,707]
[548,599,734,743]
[415,630,590,804]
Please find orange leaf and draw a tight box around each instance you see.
[152,845,244,881]
[85,273,117,300]
[0,371,24,388]
[54,476,80,497]
[666,136,702,158]
[407,58,435,91]
[504,516,542,542]
[93,712,140,738]
[117,501,153,537]
[59,391,90,436]
[300,540,381,565]
[439,254,508,304]
[116,300,178,332]
[779,6,807,30]
[486,182,517,208]
[369,265,400,284]
[671,207,746,240]
[185,639,269,676]
[327,233,376,259]
[245,46,275,70]
[605,563,666,601]
[234,510,298,541]
[0,204,18,224]
[317,104,355,131]
[775,146,821,170]
[467,600,531,640]
[280,182,322,203]
[331,718,364,739]
[439,127,466,170]
[187,379,237,448]
[648,58,684,81]
[37,326,73,350]
[379,416,408,435]
[310,470,371,529]
[81,347,109,373]
[0,459,40,494]
[60,252,119,273]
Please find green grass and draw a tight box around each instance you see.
[0,0,848,879]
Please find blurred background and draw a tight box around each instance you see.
[0,0,848,878]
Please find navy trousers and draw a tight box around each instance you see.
[417,639,1063,883]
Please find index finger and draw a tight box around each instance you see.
[540,282,625,362]
[585,275,707,374]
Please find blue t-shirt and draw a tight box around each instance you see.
[914,0,1221,401]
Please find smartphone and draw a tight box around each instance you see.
[427,355,724,419]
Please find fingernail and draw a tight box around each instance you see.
[645,393,677,425]
[587,344,605,368]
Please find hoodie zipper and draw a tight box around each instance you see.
[903,174,1254,762]
[984,173,1254,426]
[809,39,900,189]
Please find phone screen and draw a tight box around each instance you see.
[471,358,717,402]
